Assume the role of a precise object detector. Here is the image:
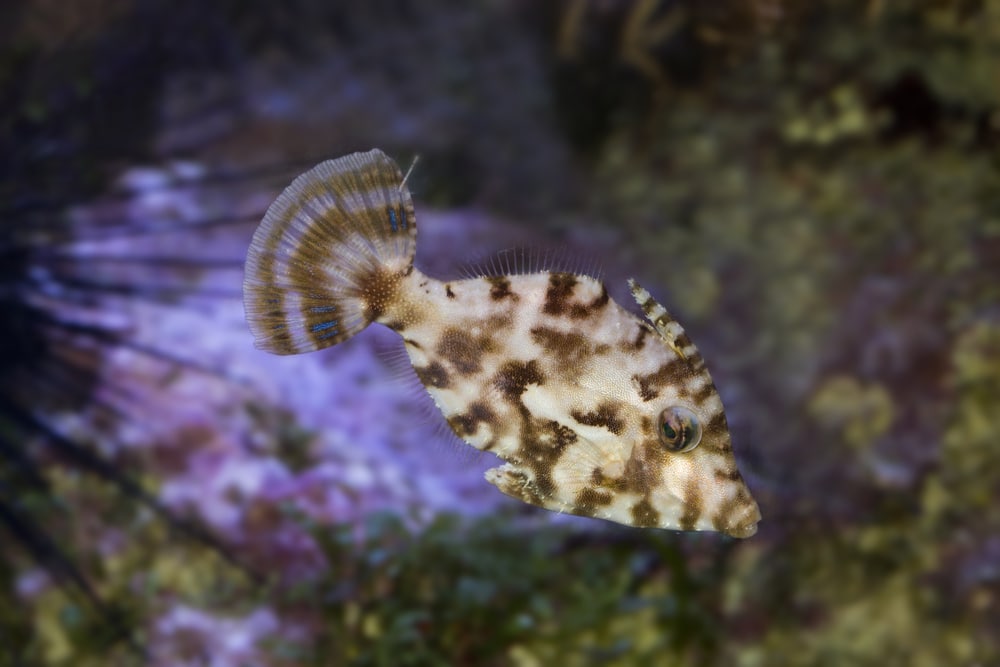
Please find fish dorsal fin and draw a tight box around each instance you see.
[627,278,702,366]
[458,245,604,282]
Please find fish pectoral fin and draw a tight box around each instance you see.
[485,463,546,508]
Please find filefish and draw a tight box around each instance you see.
[243,149,761,538]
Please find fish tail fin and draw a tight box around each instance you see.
[243,149,417,355]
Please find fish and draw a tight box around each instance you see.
[243,149,761,538]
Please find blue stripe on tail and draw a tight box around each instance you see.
[311,320,339,333]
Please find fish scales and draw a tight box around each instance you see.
[244,149,761,538]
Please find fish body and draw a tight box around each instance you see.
[244,149,760,538]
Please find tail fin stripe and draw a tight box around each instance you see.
[310,321,339,333]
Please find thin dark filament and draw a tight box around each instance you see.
[0,482,144,657]
[12,290,232,402]
[46,347,146,408]
[0,394,255,579]
[0,434,51,493]
[39,273,242,301]
[0,212,260,252]
[34,253,245,270]
[34,313,237,381]
[15,364,132,429]
[0,493,108,613]
[1,157,326,219]
[25,358,178,435]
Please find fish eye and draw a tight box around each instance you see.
[657,406,702,453]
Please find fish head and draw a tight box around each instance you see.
[619,397,762,538]
[483,361,761,537]
[485,278,761,538]
[486,404,761,537]
[616,279,761,537]
[485,384,760,538]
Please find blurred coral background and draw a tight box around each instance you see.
[1,1,998,665]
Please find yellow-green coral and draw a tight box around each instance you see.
[808,375,895,449]
[937,323,1000,514]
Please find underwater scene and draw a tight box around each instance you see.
[2,1,999,665]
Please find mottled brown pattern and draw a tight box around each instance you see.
[712,488,754,535]
[436,327,494,375]
[698,435,733,456]
[692,381,716,405]
[634,375,658,402]
[678,477,704,531]
[484,312,515,334]
[590,466,626,493]
[414,361,451,389]
[529,326,590,364]
[573,487,614,513]
[493,359,546,401]
[447,401,497,438]
[361,266,403,322]
[714,467,742,483]
[630,499,661,528]
[569,284,610,319]
[485,276,517,301]
[542,272,577,315]
[570,402,624,435]
[516,415,578,497]
[703,411,728,439]
[623,440,666,494]
[633,360,686,402]
[590,284,610,309]
[445,284,456,299]
[621,325,649,352]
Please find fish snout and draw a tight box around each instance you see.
[721,497,761,538]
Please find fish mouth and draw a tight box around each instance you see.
[721,501,762,539]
